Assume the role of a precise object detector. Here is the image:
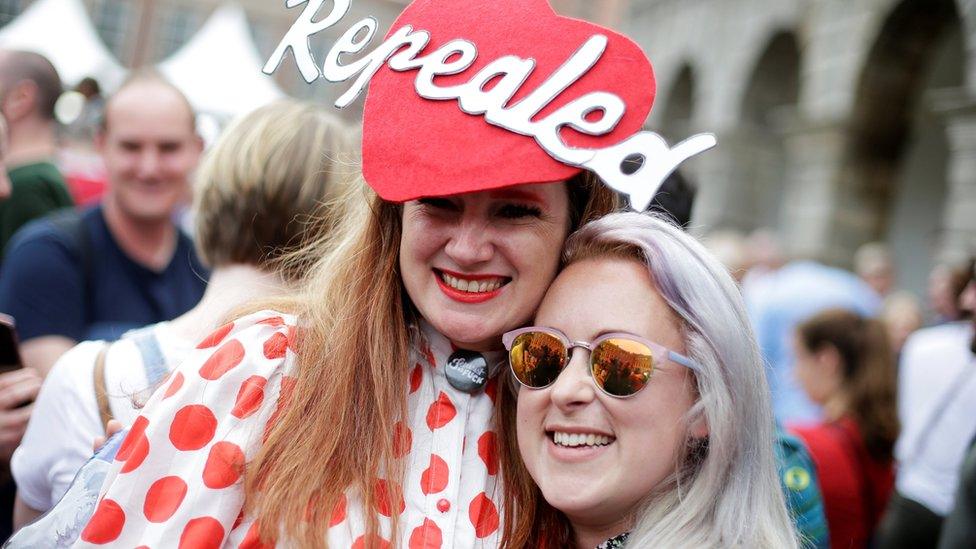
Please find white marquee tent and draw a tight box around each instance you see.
[158,3,285,122]
[0,0,126,89]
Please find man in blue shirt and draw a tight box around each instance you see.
[0,70,207,377]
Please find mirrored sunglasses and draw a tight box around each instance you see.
[502,326,701,398]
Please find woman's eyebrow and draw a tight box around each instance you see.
[488,188,544,203]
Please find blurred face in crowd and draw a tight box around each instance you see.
[793,336,842,405]
[98,81,202,224]
[400,183,570,351]
[516,257,698,537]
[928,265,961,321]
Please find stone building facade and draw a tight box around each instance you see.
[0,0,971,295]
[627,0,975,296]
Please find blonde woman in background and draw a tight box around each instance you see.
[11,100,354,530]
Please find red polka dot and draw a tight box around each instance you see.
[263,376,297,442]
[258,316,285,327]
[374,479,405,517]
[117,416,151,474]
[197,322,234,349]
[286,325,302,351]
[116,416,148,462]
[420,454,449,495]
[420,341,436,368]
[485,377,498,403]
[233,511,245,530]
[478,431,499,475]
[202,441,245,489]
[120,436,150,473]
[81,498,125,544]
[232,376,267,419]
[329,494,346,527]
[163,372,185,399]
[409,518,443,549]
[425,392,456,430]
[199,339,246,380]
[115,416,149,461]
[393,421,412,458]
[469,492,500,538]
[239,521,275,549]
[409,363,423,394]
[352,535,391,549]
[179,516,225,549]
[263,332,289,360]
[143,476,188,522]
[135,546,150,549]
[169,405,218,451]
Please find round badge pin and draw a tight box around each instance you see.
[445,350,489,393]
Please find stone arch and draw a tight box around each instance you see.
[658,63,696,140]
[741,31,800,127]
[843,0,965,293]
[734,30,801,231]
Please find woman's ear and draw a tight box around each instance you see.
[690,414,709,439]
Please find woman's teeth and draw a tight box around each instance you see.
[441,273,505,293]
[552,432,614,447]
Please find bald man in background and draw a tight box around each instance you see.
[0,50,72,259]
[0,78,208,530]
[0,70,207,381]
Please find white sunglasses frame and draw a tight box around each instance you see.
[502,326,701,398]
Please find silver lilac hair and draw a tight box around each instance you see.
[562,212,798,548]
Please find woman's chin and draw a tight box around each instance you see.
[427,314,506,352]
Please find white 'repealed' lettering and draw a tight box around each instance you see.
[264,0,716,211]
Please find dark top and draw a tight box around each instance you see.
[0,204,207,343]
[792,417,895,549]
[0,161,73,260]
[938,435,976,549]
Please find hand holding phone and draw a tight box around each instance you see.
[0,313,22,373]
[0,368,41,462]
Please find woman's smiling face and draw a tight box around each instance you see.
[399,182,570,351]
[516,256,698,538]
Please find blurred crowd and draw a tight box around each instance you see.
[703,223,975,548]
[0,47,971,548]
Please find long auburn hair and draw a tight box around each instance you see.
[498,212,798,548]
[796,308,900,460]
[244,171,617,547]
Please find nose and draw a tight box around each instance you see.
[444,214,493,266]
[549,349,597,412]
[136,149,161,180]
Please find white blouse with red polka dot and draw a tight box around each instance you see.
[74,311,504,548]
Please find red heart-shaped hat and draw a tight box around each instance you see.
[362,0,656,202]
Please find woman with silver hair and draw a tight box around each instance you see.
[499,212,798,548]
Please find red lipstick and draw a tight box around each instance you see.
[434,269,507,304]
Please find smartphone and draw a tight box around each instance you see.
[0,313,23,373]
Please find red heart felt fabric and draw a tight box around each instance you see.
[362,0,655,202]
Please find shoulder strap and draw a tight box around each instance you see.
[93,343,113,434]
[48,208,94,324]
[131,327,169,385]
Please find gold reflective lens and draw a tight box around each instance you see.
[510,331,566,388]
[592,338,655,396]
